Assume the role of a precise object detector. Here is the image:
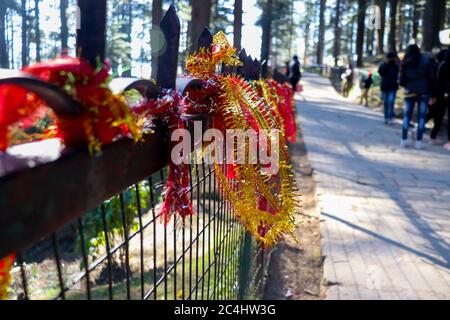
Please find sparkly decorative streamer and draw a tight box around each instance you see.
[0,253,15,300]
[256,79,297,143]
[185,33,299,246]
[135,90,195,224]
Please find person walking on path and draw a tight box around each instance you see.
[288,55,301,95]
[378,52,399,124]
[341,65,353,98]
[427,48,448,145]
[399,44,437,149]
[436,48,450,151]
[359,71,374,107]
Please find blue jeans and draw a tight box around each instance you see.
[402,95,429,141]
[382,90,396,122]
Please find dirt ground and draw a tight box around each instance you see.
[264,127,325,300]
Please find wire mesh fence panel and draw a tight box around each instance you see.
[7,156,266,300]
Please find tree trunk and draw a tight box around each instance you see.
[422,0,446,52]
[412,0,420,42]
[0,2,8,68]
[333,0,343,66]
[21,0,28,66]
[356,0,366,67]
[35,0,41,62]
[303,19,310,66]
[9,11,14,68]
[60,0,68,53]
[151,0,163,79]
[316,0,326,65]
[189,0,212,53]
[375,0,386,55]
[345,2,355,62]
[397,0,404,52]
[233,0,242,51]
[388,0,398,53]
[260,0,273,77]
[121,2,133,76]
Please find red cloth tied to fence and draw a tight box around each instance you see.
[0,57,142,154]
[134,91,194,224]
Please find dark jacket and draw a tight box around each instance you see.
[378,61,399,91]
[290,61,301,81]
[360,75,373,89]
[399,55,436,96]
[437,61,450,94]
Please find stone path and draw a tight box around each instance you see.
[296,73,450,300]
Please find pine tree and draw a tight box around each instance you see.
[0,0,18,68]
[355,0,367,67]
[60,0,68,53]
[233,0,243,50]
[316,0,326,65]
[333,0,343,66]
[422,0,446,51]
[375,0,386,54]
[21,0,28,66]
[189,0,212,53]
[34,0,40,62]
[388,0,398,52]
[151,0,163,79]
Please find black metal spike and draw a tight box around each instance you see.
[254,58,261,80]
[197,27,213,52]
[156,5,180,90]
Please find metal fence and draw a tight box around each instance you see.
[0,1,270,300]
[9,163,265,300]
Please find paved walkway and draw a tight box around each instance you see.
[297,73,450,300]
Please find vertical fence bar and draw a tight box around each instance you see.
[51,234,65,300]
[17,253,29,300]
[149,176,158,300]
[100,204,114,300]
[135,184,145,300]
[77,218,91,300]
[119,193,131,300]
[76,0,106,66]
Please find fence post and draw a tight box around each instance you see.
[238,232,253,299]
[76,0,107,66]
[156,5,180,90]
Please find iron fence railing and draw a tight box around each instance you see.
[8,162,254,300]
[0,1,271,300]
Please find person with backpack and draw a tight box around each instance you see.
[378,52,399,124]
[399,44,437,149]
[359,71,373,107]
[436,47,450,151]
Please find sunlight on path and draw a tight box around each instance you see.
[297,73,450,300]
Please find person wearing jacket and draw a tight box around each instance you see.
[399,44,437,149]
[427,48,448,145]
[359,71,373,107]
[378,52,399,124]
[288,55,301,95]
[436,48,450,151]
